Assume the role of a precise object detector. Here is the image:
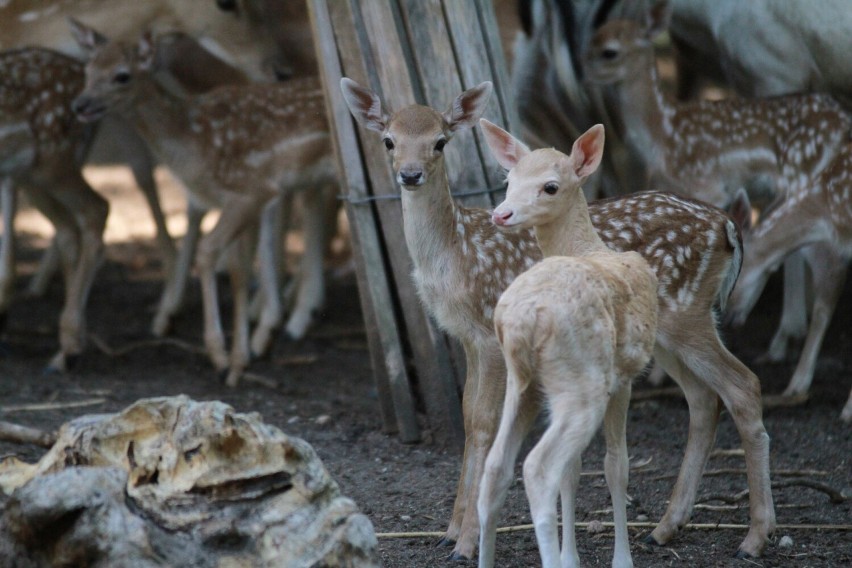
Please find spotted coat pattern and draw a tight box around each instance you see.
[423,190,738,340]
[0,47,87,174]
[585,20,851,209]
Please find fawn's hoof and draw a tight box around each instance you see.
[436,537,456,548]
[734,549,754,560]
[642,534,663,546]
[42,363,64,376]
[219,367,243,388]
[446,551,471,563]
[250,329,280,361]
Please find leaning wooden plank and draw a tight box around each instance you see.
[309,0,419,442]
[334,0,466,446]
[442,0,513,201]
[397,0,492,208]
[474,0,522,135]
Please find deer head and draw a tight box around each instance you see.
[340,78,492,189]
[70,18,157,122]
[582,1,670,85]
[481,119,604,230]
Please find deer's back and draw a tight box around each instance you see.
[188,77,332,189]
[667,93,850,200]
[589,191,739,314]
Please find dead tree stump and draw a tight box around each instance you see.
[0,396,379,567]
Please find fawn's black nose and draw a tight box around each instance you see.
[399,170,423,186]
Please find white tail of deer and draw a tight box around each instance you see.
[73,23,335,386]
[341,77,774,560]
[0,47,109,372]
[477,121,658,568]
[728,146,852,422]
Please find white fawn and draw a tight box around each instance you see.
[341,78,774,560]
[728,144,852,422]
[583,1,852,368]
[72,23,335,386]
[477,121,658,568]
[0,47,109,373]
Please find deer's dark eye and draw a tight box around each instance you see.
[602,48,619,60]
[383,137,394,151]
[113,71,131,84]
[434,138,447,152]
[543,182,559,195]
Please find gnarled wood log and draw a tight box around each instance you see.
[0,396,379,567]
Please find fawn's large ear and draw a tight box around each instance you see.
[570,124,605,179]
[340,78,388,133]
[444,81,493,132]
[729,188,753,231]
[644,0,671,40]
[479,119,531,170]
[137,31,157,71]
[69,17,107,55]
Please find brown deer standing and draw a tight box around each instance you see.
[477,121,658,568]
[583,1,852,391]
[72,23,335,386]
[341,78,774,560]
[0,47,109,372]
[728,144,852,422]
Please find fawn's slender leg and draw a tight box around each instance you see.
[152,200,206,337]
[452,342,507,560]
[524,395,603,568]
[603,384,633,568]
[225,232,254,387]
[477,363,538,568]
[783,244,846,396]
[559,456,582,568]
[648,343,721,546]
[196,196,265,379]
[763,253,809,362]
[284,188,328,340]
[668,327,775,558]
[250,196,284,356]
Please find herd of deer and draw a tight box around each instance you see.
[1,0,851,566]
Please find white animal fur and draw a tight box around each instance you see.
[477,122,657,568]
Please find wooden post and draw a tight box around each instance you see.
[308,0,518,448]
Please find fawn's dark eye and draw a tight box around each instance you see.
[434,138,447,152]
[383,137,394,151]
[602,48,619,60]
[543,182,559,195]
[113,71,131,84]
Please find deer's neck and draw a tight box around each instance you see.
[615,50,672,168]
[400,162,458,268]
[124,76,193,153]
[535,189,607,258]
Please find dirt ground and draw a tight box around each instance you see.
[0,171,850,568]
